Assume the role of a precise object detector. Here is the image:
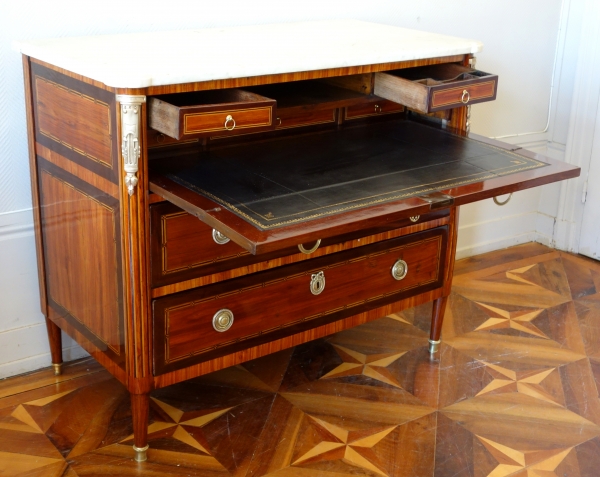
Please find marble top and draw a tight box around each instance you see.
[14,20,483,89]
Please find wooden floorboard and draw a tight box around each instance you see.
[1,243,600,476]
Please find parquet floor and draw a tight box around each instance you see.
[1,243,600,476]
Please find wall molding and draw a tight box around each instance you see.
[0,208,34,242]
[553,0,600,253]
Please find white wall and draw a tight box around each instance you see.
[0,0,573,377]
[457,0,585,258]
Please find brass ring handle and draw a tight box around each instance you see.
[224,114,236,131]
[493,193,512,206]
[310,271,326,295]
[212,229,231,245]
[409,216,420,222]
[391,259,408,281]
[298,239,321,254]
[374,104,381,113]
[461,89,470,104]
[213,309,234,332]
[156,133,165,143]
[277,117,282,126]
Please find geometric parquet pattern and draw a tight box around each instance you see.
[1,243,600,476]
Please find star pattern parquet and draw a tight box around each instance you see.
[1,243,600,476]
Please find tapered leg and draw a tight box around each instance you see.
[45,317,63,375]
[131,392,150,462]
[429,295,448,354]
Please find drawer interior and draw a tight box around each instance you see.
[246,80,373,113]
[153,89,268,107]
[391,63,491,84]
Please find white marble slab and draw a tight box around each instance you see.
[14,20,483,89]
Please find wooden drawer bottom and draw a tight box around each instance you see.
[153,226,447,374]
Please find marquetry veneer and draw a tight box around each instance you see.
[17,21,580,462]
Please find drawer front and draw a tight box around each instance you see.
[344,99,404,120]
[429,80,496,111]
[276,108,337,129]
[150,202,449,288]
[184,106,273,136]
[153,227,447,374]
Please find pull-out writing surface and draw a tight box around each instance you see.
[149,118,578,255]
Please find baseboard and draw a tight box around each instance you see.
[0,321,89,379]
[0,211,89,379]
[456,210,549,260]
[0,344,89,380]
[0,209,35,242]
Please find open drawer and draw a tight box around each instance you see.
[149,118,579,256]
[374,64,498,113]
[148,89,276,139]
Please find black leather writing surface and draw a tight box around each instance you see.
[163,119,547,230]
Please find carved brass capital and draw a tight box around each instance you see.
[116,95,146,196]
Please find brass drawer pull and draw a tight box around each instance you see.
[410,215,420,222]
[391,259,408,281]
[298,239,321,254]
[461,89,470,104]
[374,104,381,113]
[213,309,234,332]
[310,271,326,295]
[224,114,236,131]
[493,193,512,206]
[212,229,231,245]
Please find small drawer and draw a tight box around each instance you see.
[344,99,404,120]
[148,89,276,140]
[153,227,446,374]
[276,108,337,129]
[374,64,497,113]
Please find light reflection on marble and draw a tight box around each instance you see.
[14,20,483,88]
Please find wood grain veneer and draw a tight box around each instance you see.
[36,143,119,198]
[121,55,469,96]
[153,227,446,374]
[35,76,113,164]
[27,58,128,378]
[344,98,404,119]
[276,107,337,129]
[31,62,120,184]
[32,54,468,96]
[153,288,443,388]
[150,203,450,293]
[431,79,496,109]
[31,58,117,92]
[22,56,48,317]
[39,167,123,356]
[48,307,127,385]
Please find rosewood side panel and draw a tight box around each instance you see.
[26,60,127,380]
